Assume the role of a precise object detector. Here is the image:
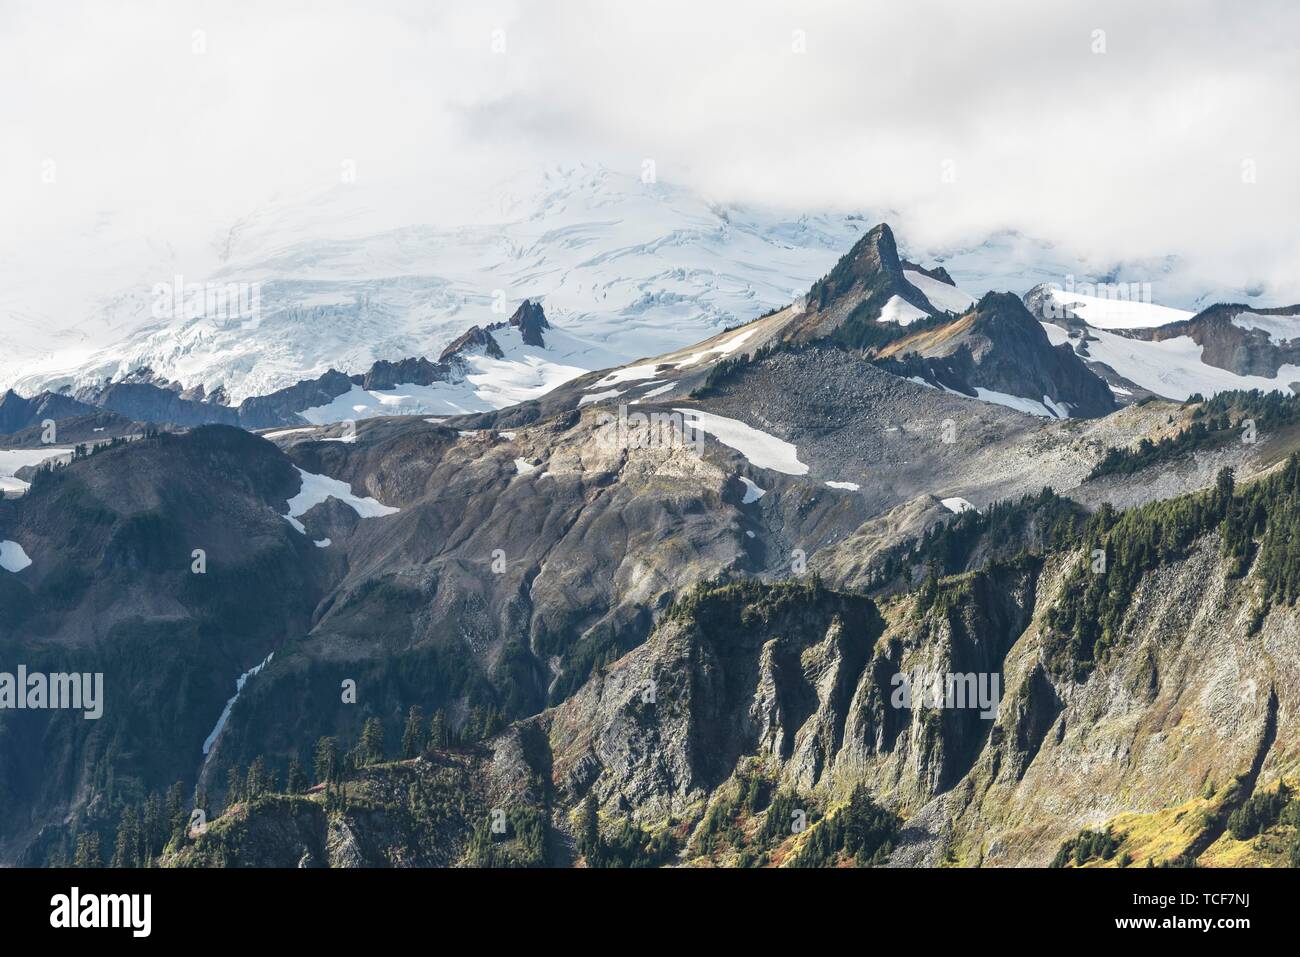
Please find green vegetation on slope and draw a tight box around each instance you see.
[871,487,1086,592]
[1088,390,1300,480]
[1046,455,1300,679]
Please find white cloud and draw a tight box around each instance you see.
[2,0,1298,340]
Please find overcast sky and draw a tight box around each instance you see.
[3,0,1299,318]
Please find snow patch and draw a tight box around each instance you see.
[633,382,677,403]
[675,408,808,475]
[674,327,760,368]
[515,457,538,475]
[826,481,861,491]
[879,294,930,326]
[1042,395,1072,419]
[941,497,976,514]
[284,467,399,534]
[0,540,32,572]
[973,388,1055,418]
[578,389,623,407]
[593,362,660,388]
[738,476,766,503]
[261,427,317,440]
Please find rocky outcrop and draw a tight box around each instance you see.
[901,259,957,287]
[783,224,939,346]
[545,581,883,819]
[877,292,1117,417]
[1148,303,1300,379]
[362,357,445,390]
[235,369,359,429]
[94,381,241,428]
[438,325,504,363]
[0,389,100,434]
[504,299,549,347]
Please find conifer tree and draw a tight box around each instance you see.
[111,806,140,868]
[577,794,600,861]
[73,831,103,868]
[428,710,448,749]
[286,758,307,794]
[314,736,341,789]
[225,765,244,810]
[358,717,386,766]
[401,705,426,758]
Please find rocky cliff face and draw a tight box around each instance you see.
[150,474,1300,868]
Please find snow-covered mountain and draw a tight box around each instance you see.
[1,166,872,404]
[5,163,1293,418]
[1027,284,1300,400]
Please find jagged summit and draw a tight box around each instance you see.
[438,325,505,364]
[787,223,938,344]
[504,299,549,347]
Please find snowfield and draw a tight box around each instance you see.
[1,165,869,405]
[675,408,808,475]
[1043,322,1300,400]
[1048,288,1194,329]
[903,270,975,314]
[941,497,976,513]
[301,325,619,424]
[1229,311,1300,343]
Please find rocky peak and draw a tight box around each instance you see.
[507,299,549,347]
[437,325,505,364]
[808,223,927,313]
[361,356,445,391]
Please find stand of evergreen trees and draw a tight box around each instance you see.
[870,487,1085,592]
[1047,455,1300,678]
[1088,389,1300,480]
